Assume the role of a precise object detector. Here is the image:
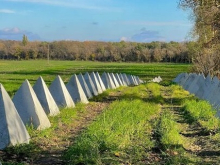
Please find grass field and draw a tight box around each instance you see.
[0,60,191,96]
[5,60,218,164]
[2,82,220,164]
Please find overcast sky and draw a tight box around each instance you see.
[0,0,193,42]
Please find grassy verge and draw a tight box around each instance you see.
[63,100,160,164]
[183,100,219,132]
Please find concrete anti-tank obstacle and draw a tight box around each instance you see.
[101,72,116,89]
[173,73,185,83]
[110,73,120,88]
[77,73,93,99]
[139,77,144,84]
[114,73,123,86]
[183,73,197,91]
[200,73,212,99]
[33,76,60,116]
[133,76,139,85]
[194,73,208,98]
[204,76,220,101]
[119,73,127,86]
[0,84,30,149]
[90,72,103,94]
[95,72,106,91]
[178,73,189,86]
[127,75,135,85]
[106,73,116,89]
[66,74,89,104]
[101,72,111,89]
[132,75,139,85]
[49,75,75,108]
[84,72,99,96]
[210,83,220,110]
[122,73,131,85]
[187,74,204,94]
[13,80,51,130]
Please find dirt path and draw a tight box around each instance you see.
[34,102,109,165]
[0,102,109,165]
[160,86,220,164]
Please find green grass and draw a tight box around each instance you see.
[1,103,87,164]
[0,60,191,96]
[157,110,184,149]
[183,100,219,132]
[63,100,160,164]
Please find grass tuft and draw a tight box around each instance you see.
[183,100,219,132]
[63,99,160,164]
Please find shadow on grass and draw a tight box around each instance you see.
[197,150,220,157]
[1,142,42,164]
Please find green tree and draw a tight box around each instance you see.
[22,34,28,46]
[179,0,220,75]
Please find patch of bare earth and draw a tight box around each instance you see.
[171,107,220,164]
[0,102,109,165]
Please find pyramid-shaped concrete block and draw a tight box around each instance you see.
[132,76,138,85]
[173,73,185,83]
[66,74,89,104]
[0,84,30,149]
[134,75,140,85]
[131,75,137,85]
[77,73,93,99]
[188,74,203,94]
[122,73,131,85]
[33,76,60,116]
[95,72,106,91]
[210,83,220,108]
[107,73,116,89]
[101,72,116,89]
[84,72,98,96]
[195,74,207,98]
[128,75,136,85]
[183,73,197,90]
[101,72,111,89]
[114,73,123,86]
[90,72,103,94]
[110,73,120,88]
[136,76,142,84]
[13,80,51,130]
[139,76,144,84]
[178,73,189,86]
[119,73,127,86]
[49,75,75,108]
[200,74,212,99]
[204,76,219,101]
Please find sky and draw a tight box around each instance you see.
[0,0,193,42]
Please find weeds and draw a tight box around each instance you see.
[63,100,160,164]
[183,100,219,132]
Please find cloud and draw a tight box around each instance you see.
[121,21,192,27]
[92,22,98,25]
[0,27,41,41]
[0,9,15,13]
[121,29,165,43]
[131,30,165,42]
[5,0,120,11]
[120,37,130,42]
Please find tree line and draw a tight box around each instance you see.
[179,0,220,75]
[0,39,193,63]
